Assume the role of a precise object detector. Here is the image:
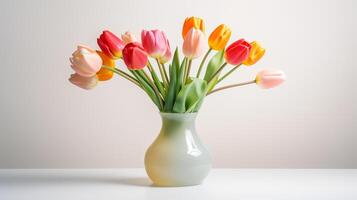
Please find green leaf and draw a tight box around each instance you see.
[172,47,180,75]
[203,50,225,92]
[175,58,187,96]
[132,71,162,110]
[173,78,207,113]
[163,64,177,112]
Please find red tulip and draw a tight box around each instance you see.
[122,42,148,70]
[97,30,125,59]
[224,39,251,65]
[141,30,168,58]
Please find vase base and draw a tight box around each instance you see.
[151,181,204,187]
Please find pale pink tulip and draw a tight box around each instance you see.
[69,45,102,77]
[182,28,205,59]
[158,39,172,64]
[121,31,138,45]
[69,73,98,90]
[256,69,286,89]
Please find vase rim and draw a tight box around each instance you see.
[160,112,198,117]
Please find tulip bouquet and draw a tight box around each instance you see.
[69,17,285,113]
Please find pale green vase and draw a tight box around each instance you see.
[145,112,212,187]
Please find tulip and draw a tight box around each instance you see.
[224,39,251,65]
[243,41,266,66]
[122,42,148,70]
[121,31,138,45]
[141,29,168,58]
[182,16,205,38]
[96,51,115,81]
[256,69,285,89]
[69,73,98,90]
[158,39,172,64]
[208,24,232,50]
[183,28,206,59]
[69,45,102,77]
[97,30,125,59]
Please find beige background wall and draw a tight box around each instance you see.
[0,0,356,168]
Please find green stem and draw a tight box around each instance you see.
[196,48,212,78]
[207,62,227,85]
[147,62,165,96]
[161,63,170,83]
[101,66,141,88]
[217,64,242,84]
[185,58,192,83]
[142,70,164,104]
[207,80,256,96]
[156,58,169,89]
[131,71,163,110]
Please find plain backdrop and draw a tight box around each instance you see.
[0,0,356,168]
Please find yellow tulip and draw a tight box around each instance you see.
[208,24,232,50]
[182,16,205,38]
[242,41,266,66]
[96,51,116,81]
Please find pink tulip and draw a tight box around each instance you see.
[141,29,168,58]
[122,42,148,70]
[158,39,172,64]
[121,31,138,45]
[224,39,251,65]
[256,69,286,89]
[69,45,102,77]
[97,30,125,59]
[182,28,205,59]
[69,73,98,90]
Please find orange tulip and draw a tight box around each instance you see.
[96,51,116,81]
[208,24,232,50]
[242,41,265,66]
[182,16,205,38]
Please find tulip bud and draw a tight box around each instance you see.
[69,45,102,77]
[141,29,168,58]
[158,39,172,64]
[183,28,206,59]
[255,69,285,89]
[224,39,251,65]
[96,51,115,81]
[69,73,98,90]
[122,42,148,70]
[182,16,205,38]
[97,30,125,59]
[208,24,232,50]
[121,31,138,45]
[243,41,266,66]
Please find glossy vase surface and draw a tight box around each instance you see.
[145,112,211,186]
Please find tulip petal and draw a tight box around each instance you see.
[97,38,116,59]
[69,73,98,90]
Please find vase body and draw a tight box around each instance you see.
[145,112,211,186]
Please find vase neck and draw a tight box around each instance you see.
[160,113,197,135]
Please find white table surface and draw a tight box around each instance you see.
[0,169,356,200]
